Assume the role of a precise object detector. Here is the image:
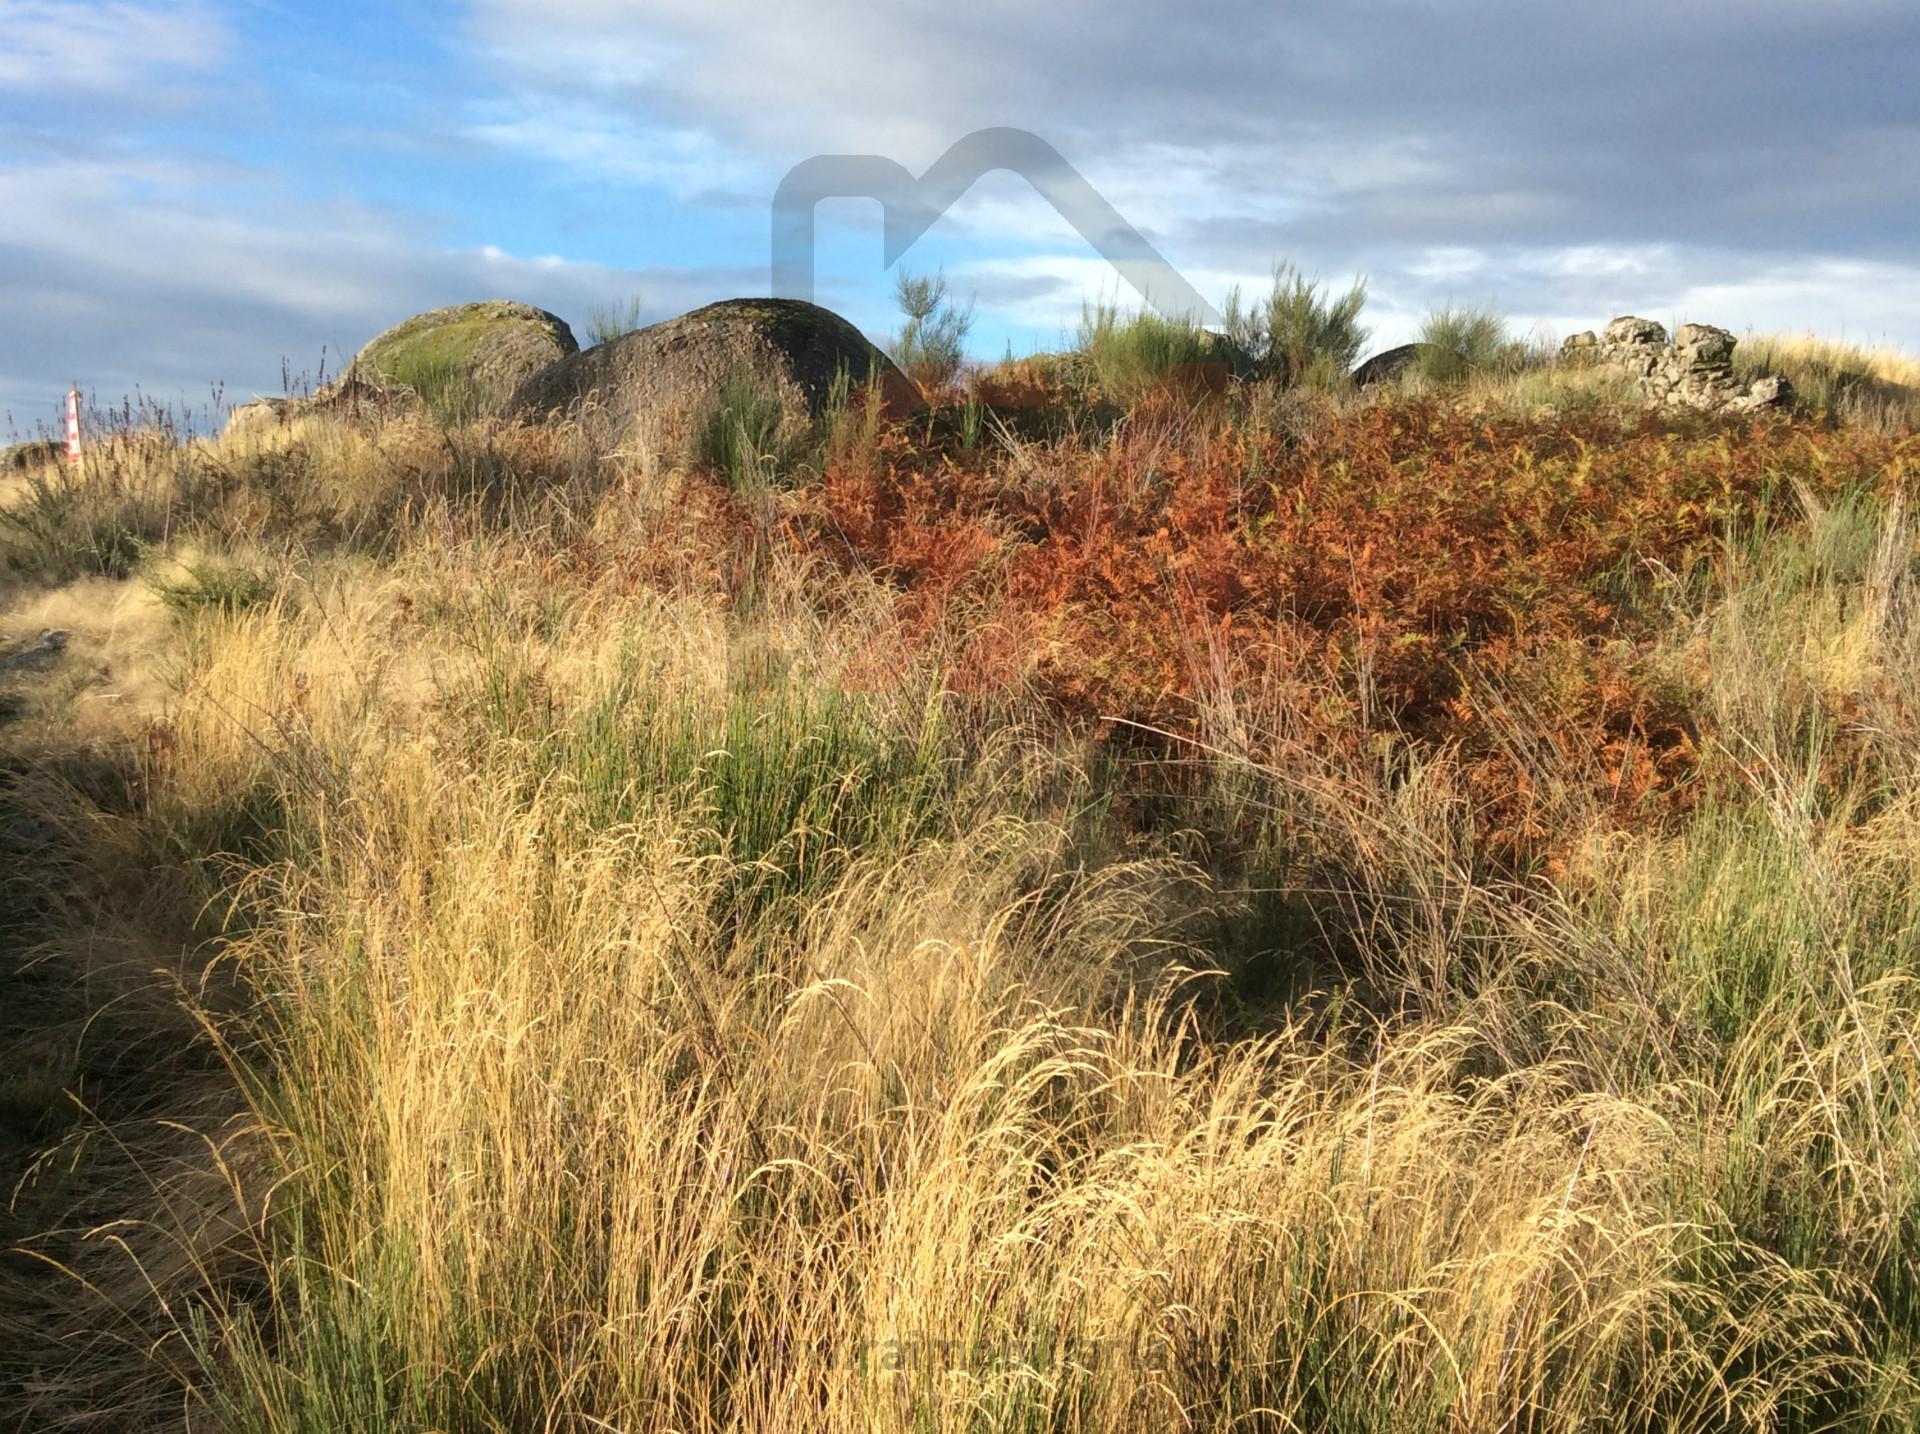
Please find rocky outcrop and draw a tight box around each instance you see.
[0,629,70,673]
[504,298,919,446]
[1560,317,1792,414]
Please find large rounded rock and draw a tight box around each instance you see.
[1351,342,1453,387]
[221,398,289,440]
[349,301,578,418]
[505,298,917,445]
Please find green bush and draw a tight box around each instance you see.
[692,372,792,496]
[402,353,488,427]
[0,468,164,582]
[689,364,884,496]
[1223,263,1370,387]
[477,641,952,920]
[150,558,275,618]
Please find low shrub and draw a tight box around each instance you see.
[1223,262,1370,387]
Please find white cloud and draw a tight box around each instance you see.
[0,157,756,430]
[1408,248,1489,281]
[466,96,757,198]
[1531,246,1672,281]
[0,0,228,94]
[1672,259,1920,350]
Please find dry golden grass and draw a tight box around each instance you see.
[1737,332,1920,433]
[1742,332,1920,391]
[2,393,1919,1432]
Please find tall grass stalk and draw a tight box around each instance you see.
[586,294,648,347]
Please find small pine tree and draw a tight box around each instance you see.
[892,268,975,387]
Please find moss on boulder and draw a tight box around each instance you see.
[350,301,578,420]
[504,298,919,447]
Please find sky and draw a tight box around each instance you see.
[3,0,1919,433]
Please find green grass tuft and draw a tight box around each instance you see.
[1414,305,1522,383]
[585,295,647,347]
[150,558,275,618]
[1076,302,1234,406]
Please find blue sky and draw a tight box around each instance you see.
[3,0,1919,432]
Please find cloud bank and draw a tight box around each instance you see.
[467,0,1920,346]
[3,0,1918,424]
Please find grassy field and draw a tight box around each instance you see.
[3,331,1920,1431]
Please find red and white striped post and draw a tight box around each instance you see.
[65,384,83,469]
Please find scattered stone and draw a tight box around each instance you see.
[1558,316,1792,414]
[1739,374,1794,411]
[0,812,57,852]
[1607,316,1669,349]
[225,376,425,440]
[504,298,920,448]
[0,629,70,673]
[223,397,293,438]
[1,439,66,472]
